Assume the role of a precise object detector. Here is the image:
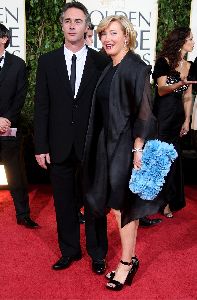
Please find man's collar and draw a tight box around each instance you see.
[0,50,6,59]
[64,44,87,60]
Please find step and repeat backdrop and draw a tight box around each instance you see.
[188,0,197,61]
[0,0,26,60]
[67,0,158,67]
[0,0,197,63]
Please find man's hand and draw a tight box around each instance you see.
[35,153,51,169]
[0,117,11,133]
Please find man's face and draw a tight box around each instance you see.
[0,36,8,51]
[62,7,88,46]
[85,29,94,46]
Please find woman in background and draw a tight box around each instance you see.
[153,27,196,217]
[190,57,197,151]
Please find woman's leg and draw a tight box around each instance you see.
[108,209,139,285]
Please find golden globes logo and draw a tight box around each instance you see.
[0,0,26,60]
[0,6,20,55]
[90,9,151,64]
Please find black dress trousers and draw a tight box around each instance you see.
[0,135,30,219]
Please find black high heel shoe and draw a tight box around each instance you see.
[105,256,139,283]
[160,204,174,218]
[106,258,139,291]
[163,212,173,218]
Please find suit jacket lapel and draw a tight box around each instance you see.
[54,47,73,98]
[0,52,12,84]
[75,49,95,100]
[54,47,111,100]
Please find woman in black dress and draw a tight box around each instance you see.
[83,15,165,291]
[153,27,196,217]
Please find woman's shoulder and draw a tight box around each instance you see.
[152,56,170,80]
[155,57,170,69]
[123,51,150,73]
[125,51,146,65]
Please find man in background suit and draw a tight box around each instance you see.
[0,24,38,228]
[34,1,109,273]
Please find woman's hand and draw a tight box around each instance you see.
[181,77,197,85]
[180,119,190,137]
[133,151,143,170]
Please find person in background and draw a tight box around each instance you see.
[83,15,165,291]
[0,24,39,228]
[34,1,109,274]
[85,22,94,46]
[190,56,197,151]
[85,23,99,51]
[153,27,196,218]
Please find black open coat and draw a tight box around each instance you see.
[83,51,161,227]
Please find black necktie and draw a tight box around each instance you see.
[0,56,4,71]
[70,54,77,96]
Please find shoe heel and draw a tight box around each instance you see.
[125,260,139,286]
[125,270,133,286]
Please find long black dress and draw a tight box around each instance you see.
[83,51,165,227]
[152,57,191,211]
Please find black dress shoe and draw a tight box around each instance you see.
[78,211,85,224]
[92,259,106,275]
[52,253,82,270]
[139,216,162,227]
[17,216,39,228]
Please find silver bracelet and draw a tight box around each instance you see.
[132,148,143,153]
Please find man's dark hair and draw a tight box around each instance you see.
[84,23,95,39]
[60,1,91,25]
[88,23,94,31]
[0,24,10,48]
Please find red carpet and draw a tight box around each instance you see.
[0,185,197,299]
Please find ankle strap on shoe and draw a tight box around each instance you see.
[120,260,132,266]
[132,256,138,262]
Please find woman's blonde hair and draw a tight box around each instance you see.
[97,15,136,50]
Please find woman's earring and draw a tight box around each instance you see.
[124,40,128,48]
[179,48,182,52]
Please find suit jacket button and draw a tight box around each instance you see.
[71,121,75,124]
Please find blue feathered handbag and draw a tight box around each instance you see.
[129,139,178,200]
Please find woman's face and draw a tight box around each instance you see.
[100,21,128,58]
[182,32,195,53]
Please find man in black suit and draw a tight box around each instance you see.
[34,1,109,273]
[0,24,38,228]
